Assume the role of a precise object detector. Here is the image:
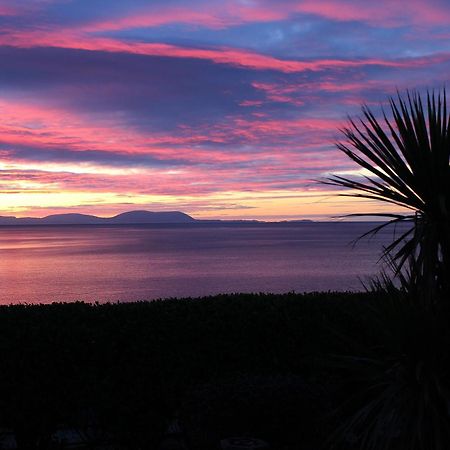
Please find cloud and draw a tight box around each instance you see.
[292,0,450,26]
[2,28,446,74]
[72,0,450,32]
[1,0,450,218]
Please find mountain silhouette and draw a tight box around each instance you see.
[0,210,315,226]
[40,213,103,224]
[0,210,196,225]
[110,210,194,224]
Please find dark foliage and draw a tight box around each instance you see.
[180,374,325,449]
[0,292,372,450]
[327,295,450,450]
[4,293,447,450]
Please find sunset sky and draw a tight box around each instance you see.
[1,0,449,220]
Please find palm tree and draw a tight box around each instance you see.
[326,89,450,301]
[325,90,450,450]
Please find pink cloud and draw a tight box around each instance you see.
[1,29,444,74]
[3,1,447,218]
[175,116,344,151]
[4,151,346,194]
[78,0,450,33]
[294,0,450,26]
[0,96,355,199]
[0,4,19,15]
[251,80,378,106]
[239,100,264,107]
[2,98,340,172]
[82,3,287,32]
[250,76,450,109]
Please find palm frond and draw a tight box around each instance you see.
[323,88,450,298]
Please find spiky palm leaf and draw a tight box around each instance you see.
[326,90,450,299]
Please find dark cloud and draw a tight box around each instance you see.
[0,46,263,131]
[0,140,186,167]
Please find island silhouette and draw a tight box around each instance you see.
[0,210,196,225]
[0,210,314,225]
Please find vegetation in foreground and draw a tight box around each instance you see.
[1,291,450,450]
[1,292,356,450]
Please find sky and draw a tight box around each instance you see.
[0,0,449,220]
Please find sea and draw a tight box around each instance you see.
[0,222,404,304]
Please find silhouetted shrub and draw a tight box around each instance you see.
[180,373,328,449]
[0,292,378,449]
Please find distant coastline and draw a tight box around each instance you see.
[0,210,315,226]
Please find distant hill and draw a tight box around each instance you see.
[0,210,318,226]
[40,213,103,225]
[0,210,196,225]
[110,210,195,224]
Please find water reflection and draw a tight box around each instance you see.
[0,223,394,303]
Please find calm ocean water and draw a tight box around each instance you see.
[0,222,401,304]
